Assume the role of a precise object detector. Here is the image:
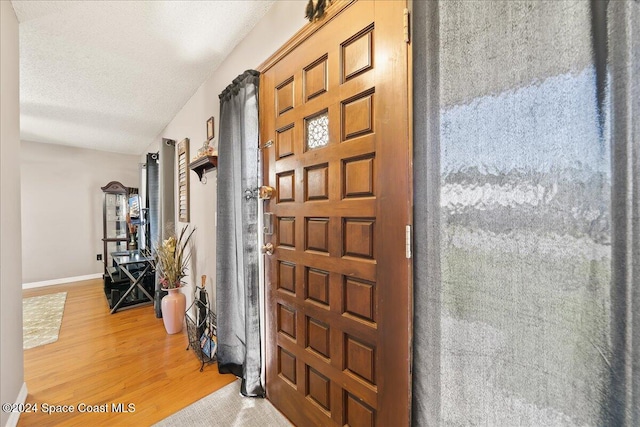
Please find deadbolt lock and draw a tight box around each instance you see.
[263,212,274,235]
[259,186,275,200]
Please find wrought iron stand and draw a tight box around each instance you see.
[185,283,217,372]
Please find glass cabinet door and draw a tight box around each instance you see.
[105,193,128,239]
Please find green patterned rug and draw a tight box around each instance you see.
[23,292,67,350]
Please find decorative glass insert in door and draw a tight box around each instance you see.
[305,111,329,150]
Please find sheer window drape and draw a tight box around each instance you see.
[608,2,639,424]
[216,69,264,397]
[412,1,638,425]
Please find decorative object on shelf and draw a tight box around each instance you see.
[177,139,190,223]
[151,225,195,334]
[127,212,138,250]
[305,0,331,22]
[207,116,215,141]
[185,276,217,371]
[127,193,141,249]
[189,155,218,183]
[128,224,138,250]
[196,139,216,160]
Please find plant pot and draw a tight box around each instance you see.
[161,287,186,334]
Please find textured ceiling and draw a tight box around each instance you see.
[12,0,275,155]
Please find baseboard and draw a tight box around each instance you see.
[5,382,27,427]
[22,273,102,290]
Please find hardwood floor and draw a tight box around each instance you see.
[19,279,236,427]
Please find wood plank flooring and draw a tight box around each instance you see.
[19,279,236,426]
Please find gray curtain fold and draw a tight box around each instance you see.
[607,1,639,424]
[138,163,147,251]
[412,1,638,426]
[145,152,164,317]
[146,153,159,251]
[216,69,264,397]
[412,1,441,426]
[153,140,175,317]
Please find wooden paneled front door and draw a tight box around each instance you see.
[259,1,411,425]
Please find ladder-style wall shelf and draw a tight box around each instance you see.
[189,155,218,182]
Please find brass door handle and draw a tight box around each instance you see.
[259,186,275,200]
[261,243,274,255]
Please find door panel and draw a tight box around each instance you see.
[260,1,411,425]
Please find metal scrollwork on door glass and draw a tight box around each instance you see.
[306,111,329,150]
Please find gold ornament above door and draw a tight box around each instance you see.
[305,0,332,22]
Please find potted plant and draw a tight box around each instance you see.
[153,225,195,334]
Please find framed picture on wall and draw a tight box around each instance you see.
[207,117,215,141]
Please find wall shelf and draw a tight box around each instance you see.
[189,155,218,182]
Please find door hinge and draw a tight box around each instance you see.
[405,225,412,259]
[403,8,410,44]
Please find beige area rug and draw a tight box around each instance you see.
[154,379,293,427]
[23,292,67,350]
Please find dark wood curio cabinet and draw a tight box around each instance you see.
[101,181,135,265]
[101,181,141,309]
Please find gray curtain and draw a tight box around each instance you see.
[152,140,175,317]
[608,2,639,424]
[159,139,175,237]
[216,69,264,397]
[138,162,148,251]
[412,1,638,426]
[146,152,160,251]
[146,152,162,316]
[412,2,441,424]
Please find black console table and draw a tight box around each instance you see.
[107,250,154,314]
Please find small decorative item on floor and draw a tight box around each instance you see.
[152,225,195,334]
[185,275,217,371]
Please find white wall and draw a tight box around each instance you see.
[144,1,306,303]
[21,141,140,283]
[1,1,25,425]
